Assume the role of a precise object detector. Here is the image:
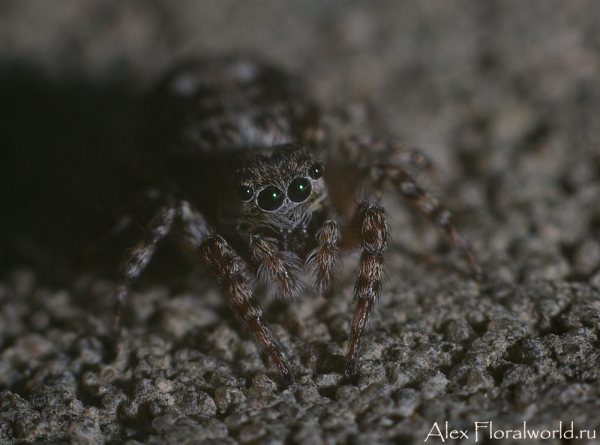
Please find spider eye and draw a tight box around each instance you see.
[309,162,323,179]
[257,186,284,211]
[288,178,312,203]
[236,184,254,201]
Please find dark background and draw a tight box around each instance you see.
[2,1,600,444]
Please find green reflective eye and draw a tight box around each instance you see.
[288,178,311,202]
[309,163,323,179]
[236,185,253,201]
[257,186,284,211]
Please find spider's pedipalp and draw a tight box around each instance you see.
[307,219,341,298]
[249,235,304,301]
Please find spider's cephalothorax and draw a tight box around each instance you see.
[114,57,484,385]
[233,145,327,231]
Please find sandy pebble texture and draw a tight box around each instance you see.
[2,1,600,444]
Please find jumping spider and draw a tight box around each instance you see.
[114,57,484,384]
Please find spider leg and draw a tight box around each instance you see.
[381,163,484,279]
[344,202,388,375]
[113,199,209,333]
[176,200,211,254]
[113,203,177,333]
[306,220,341,298]
[339,136,484,279]
[338,136,437,177]
[248,235,304,301]
[343,136,443,182]
[201,234,294,384]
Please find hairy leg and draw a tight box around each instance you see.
[201,234,293,384]
[307,220,341,298]
[344,202,388,375]
[339,136,484,279]
[338,136,444,185]
[248,235,303,301]
[113,203,177,333]
[113,200,210,333]
[381,164,484,279]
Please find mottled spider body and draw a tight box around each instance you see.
[115,57,483,384]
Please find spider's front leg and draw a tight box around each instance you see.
[201,235,294,384]
[345,202,388,375]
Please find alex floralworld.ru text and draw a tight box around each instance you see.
[424,421,596,442]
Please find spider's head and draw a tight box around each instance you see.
[234,144,326,228]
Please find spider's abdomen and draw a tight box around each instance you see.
[148,57,319,157]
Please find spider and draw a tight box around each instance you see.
[113,57,484,385]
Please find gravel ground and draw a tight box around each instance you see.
[2,1,600,444]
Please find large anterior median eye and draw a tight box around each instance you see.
[288,178,312,202]
[257,186,285,211]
